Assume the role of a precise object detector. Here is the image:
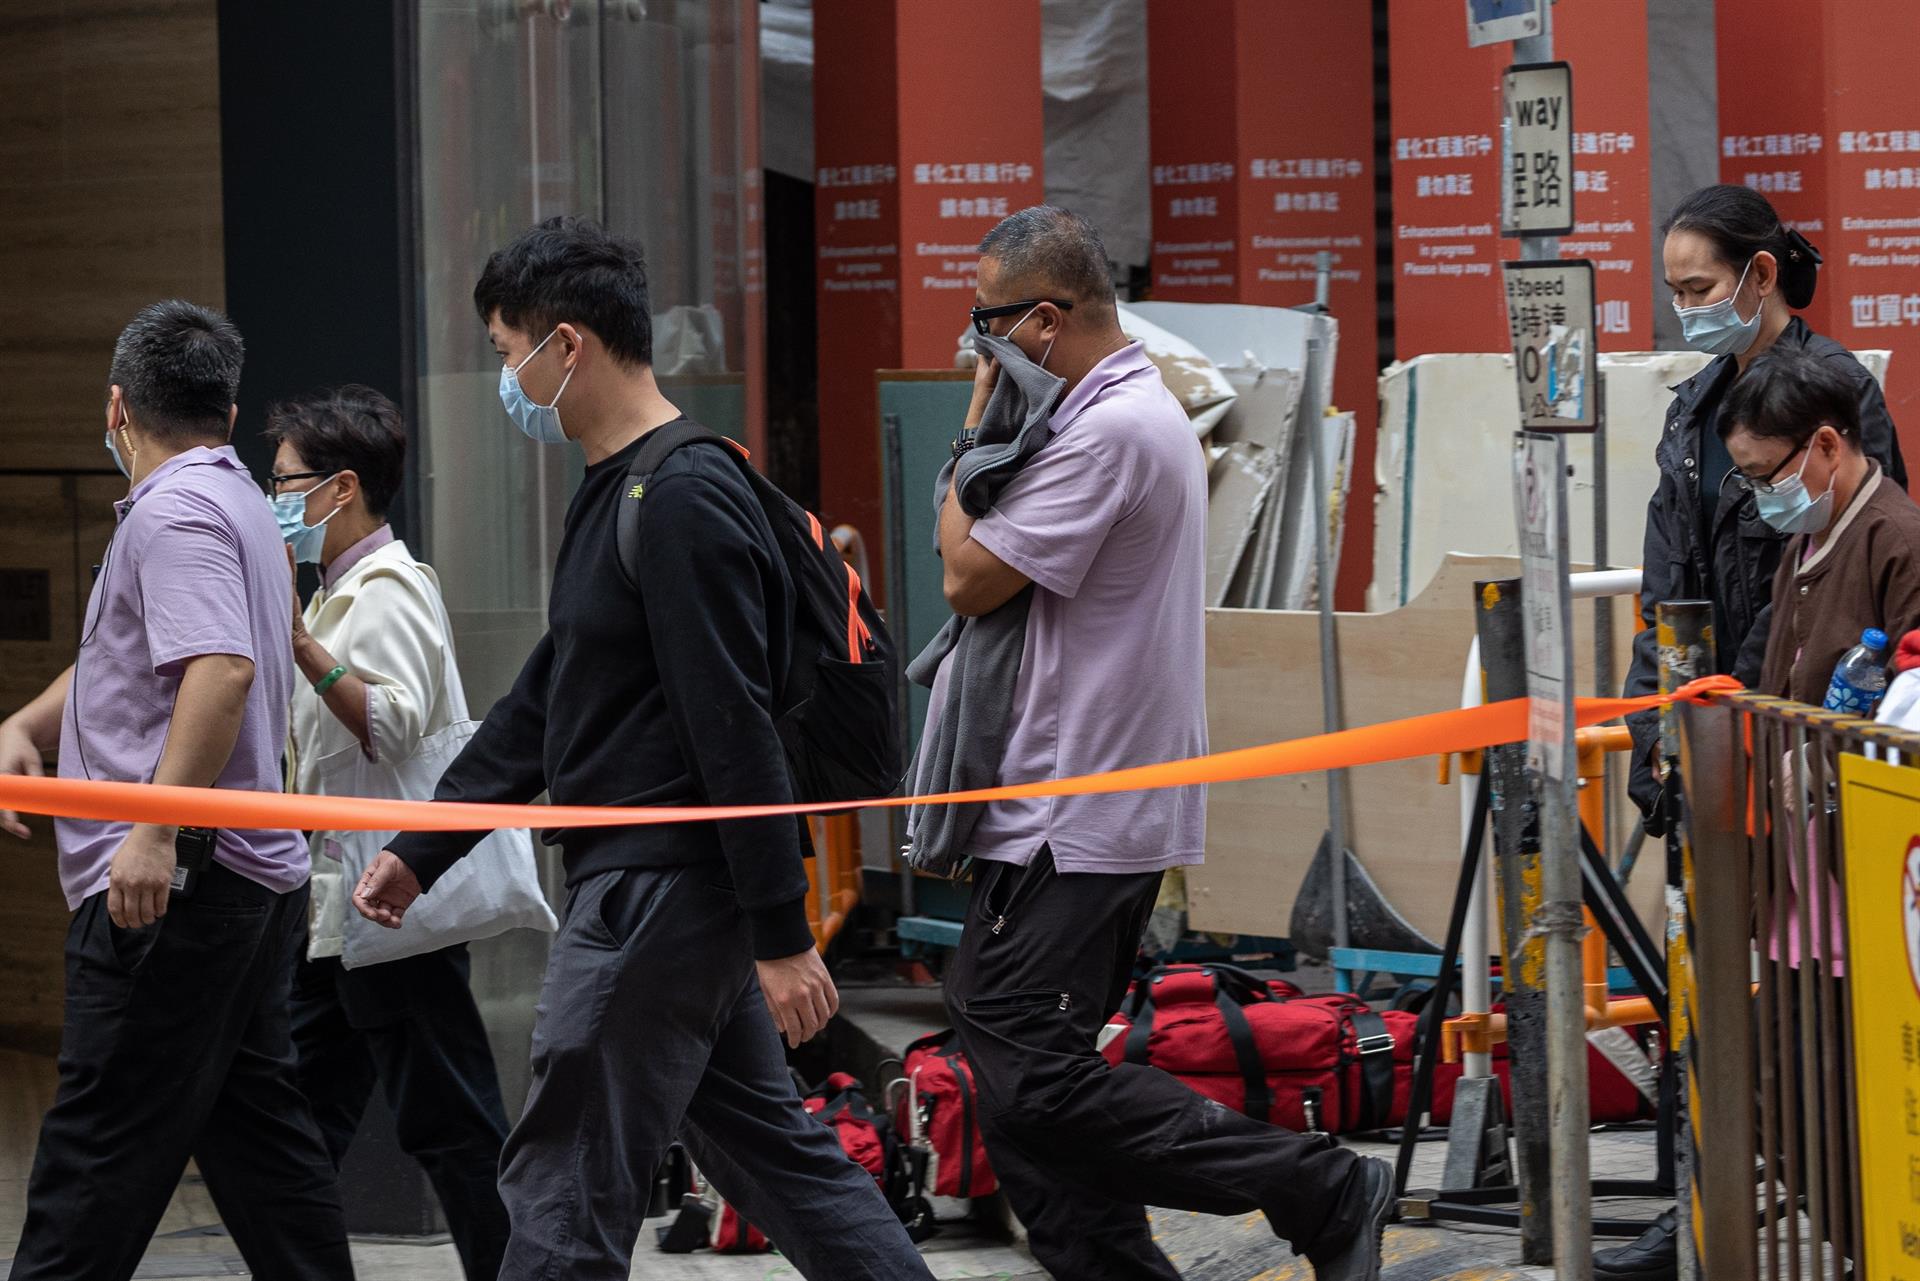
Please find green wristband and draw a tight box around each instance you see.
[312,665,348,696]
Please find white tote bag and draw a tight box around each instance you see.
[318,590,557,969]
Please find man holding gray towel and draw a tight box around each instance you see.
[928,206,1392,1281]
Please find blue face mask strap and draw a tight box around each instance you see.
[513,327,558,373]
[508,328,575,411]
[1726,255,1759,325]
[1674,254,1756,319]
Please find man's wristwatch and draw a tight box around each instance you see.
[951,430,978,460]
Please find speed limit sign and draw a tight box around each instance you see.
[1502,259,1596,432]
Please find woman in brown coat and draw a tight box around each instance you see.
[1721,347,1920,701]
[1707,345,1920,1268]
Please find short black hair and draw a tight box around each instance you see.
[108,300,244,442]
[979,205,1117,316]
[264,385,408,518]
[1666,184,1821,310]
[473,216,653,367]
[1720,349,1861,448]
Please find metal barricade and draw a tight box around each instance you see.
[1674,606,1920,1279]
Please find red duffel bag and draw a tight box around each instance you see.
[708,1073,904,1254]
[899,1030,997,1199]
[1102,964,1408,1134]
[1106,966,1651,1133]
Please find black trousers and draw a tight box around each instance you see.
[946,848,1364,1281]
[9,864,352,1281]
[495,865,932,1281]
[291,944,511,1281]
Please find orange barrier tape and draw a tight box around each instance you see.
[0,677,1739,833]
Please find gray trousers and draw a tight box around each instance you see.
[498,865,932,1281]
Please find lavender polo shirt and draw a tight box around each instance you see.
[928,341,1209,873]
[55,446,306,910]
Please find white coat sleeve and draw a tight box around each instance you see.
[336,573,446,763]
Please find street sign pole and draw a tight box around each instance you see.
[1507,7,1593,1278]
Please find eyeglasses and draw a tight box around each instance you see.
[969,298,1074,336]
[1729,442,1809,496]
[267,470,331,495]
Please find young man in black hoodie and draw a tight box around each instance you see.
[352,217,931,1281]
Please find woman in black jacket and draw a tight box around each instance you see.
[1601,184,1909,1281]
[1624,184,1906,826]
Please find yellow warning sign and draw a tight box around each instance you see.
[1840,752,1920,1278]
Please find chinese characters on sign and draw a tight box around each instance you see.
[1502,260,1597,431]
[1391,0,1651,353]
[1723,129,1822,194]
[1827,123,1920,348]
[1501,61,1574,237]
[818,159,898,299]
[1563,130,1644,337]
[1150,158,1238,293]
[1244,152,1371,291]
[1395,132,1500,291]
[907,159,1038,296]
[1716,0,1920,464]
[1143,1,1380,606]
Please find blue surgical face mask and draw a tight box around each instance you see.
[271,475,341,564]
[1752,445,1835,535]
[104,425,132,479]
[1674,257,1764,357]
[498,328,575,444]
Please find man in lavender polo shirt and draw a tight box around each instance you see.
[0,302,351,1281]
[934,208,1391,1281]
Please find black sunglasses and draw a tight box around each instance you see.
[969,298,1074,336]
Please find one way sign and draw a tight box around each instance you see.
[1501,61,1573,237]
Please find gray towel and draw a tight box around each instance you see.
[903,332,1065,876]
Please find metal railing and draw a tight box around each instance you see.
[1672,600,1920,1279]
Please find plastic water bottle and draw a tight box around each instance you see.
[1824,627,1890,716]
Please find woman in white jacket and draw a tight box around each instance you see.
[270,387,510,1280]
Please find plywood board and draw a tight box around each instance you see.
[1190,553,1661,946]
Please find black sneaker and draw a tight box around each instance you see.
[1313,1156,1393,1281]
[1593,1208,1678,1281]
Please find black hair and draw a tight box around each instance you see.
[1665,184,1820,309]
[473,215,652,367]
[264,385,408,518]
[979,205,1118,316]
[1720,349,1861,448]
[107,300,244,442]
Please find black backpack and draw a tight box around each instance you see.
[614,420,902,804]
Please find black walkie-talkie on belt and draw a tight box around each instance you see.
[172,826,216,898]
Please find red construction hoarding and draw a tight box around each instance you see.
[1148,0,1380,607]
[814,0,1046,569]
[1388,0,1651,357]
